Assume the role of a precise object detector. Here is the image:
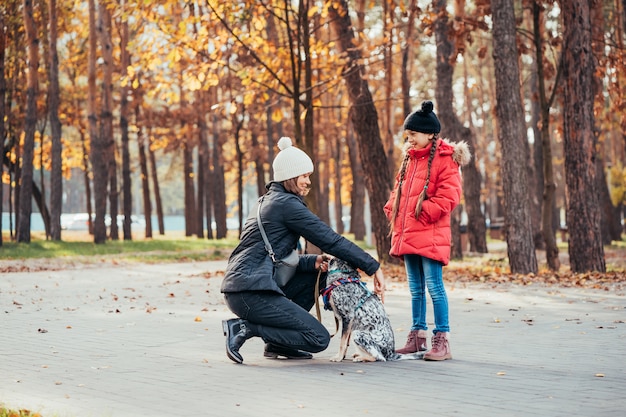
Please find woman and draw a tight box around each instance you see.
[384,101,470,361]
[221,136,386,364]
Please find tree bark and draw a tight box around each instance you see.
[347,126,366,241]
[120,10,132,240]
[211,112,228,239]
[532,0,560,270]
[88,0,106,243]
[491,0,538,274]
[48,0,63,241]
[328,0,392,262]
[98,2,118,240]
[561,0,606,272]
[148,124,163,235]
[17,0,39,243]
[0,10,6,246]
[136,97,152,239]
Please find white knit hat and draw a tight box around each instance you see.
[272,137,314,182]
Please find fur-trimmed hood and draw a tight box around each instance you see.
[402,138,472,167]
[449,139,471,167]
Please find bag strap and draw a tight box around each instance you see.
[256,197,277,263]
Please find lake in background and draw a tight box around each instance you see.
[1,212,190,232]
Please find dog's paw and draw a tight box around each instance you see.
[329,354,345,362]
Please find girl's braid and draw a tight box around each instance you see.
[414,136,438,218]
[388,152,411,236]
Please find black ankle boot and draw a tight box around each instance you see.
[222,319,253,364]
[264,343,313,360]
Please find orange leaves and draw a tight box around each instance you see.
[382,256,625,291]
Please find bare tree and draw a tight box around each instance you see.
[491,0,538,274]
[561,0,605,272]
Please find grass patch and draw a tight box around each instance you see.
[0,231,240,264]
[0,407,43,417]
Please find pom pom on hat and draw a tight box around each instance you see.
[403,100,441,134]
[272,137,314,182]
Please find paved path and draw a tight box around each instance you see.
[1,260,625,417]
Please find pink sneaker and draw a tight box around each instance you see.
[424,332,452,361]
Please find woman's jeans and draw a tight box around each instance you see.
[223,271,330,353]
[404,254,450,334]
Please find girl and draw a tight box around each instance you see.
[384,101,470,360]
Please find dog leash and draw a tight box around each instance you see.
[314,269,340,337]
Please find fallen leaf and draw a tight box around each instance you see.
[194,316,202,322]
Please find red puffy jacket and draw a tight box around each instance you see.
[384,138,470,265]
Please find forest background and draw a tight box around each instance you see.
[0,0,624,275]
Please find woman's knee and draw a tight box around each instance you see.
[307,327,331,353]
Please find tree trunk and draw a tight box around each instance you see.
[120,11,132,240]
[433,0,487,257]
[0,10,6,246]
[562,0,606,272]
[48,0,62,241]
[328,0,392,263]
[98,2,117,240]
[299,0,320,219]
[17,0,39,243]
[80,123,94,235]
[532,0,560,270]
[382,0,396,178]
[251,132,265,198]
[331,135,344,234]
[347,126,366,241]
[212,113,228,239]
[183,137,196,236]
[198,99,211,239]
[233,107,244,238]
[529,69,545,250]
[492,0,538,274]
[147,125,163,235]
[88,0,106,243]
[136,99,152,239]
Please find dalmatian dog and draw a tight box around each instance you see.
[321,257,423,362]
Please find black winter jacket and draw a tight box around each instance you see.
[220,182,380,294]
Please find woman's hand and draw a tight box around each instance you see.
[315,254,331,272]
[373,267,386,303]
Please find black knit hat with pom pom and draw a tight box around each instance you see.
[403,100,441,134]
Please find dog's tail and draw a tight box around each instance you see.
[390,352,425,361]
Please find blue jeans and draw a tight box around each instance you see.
[404,254,450,334]
[223,271,330,353]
